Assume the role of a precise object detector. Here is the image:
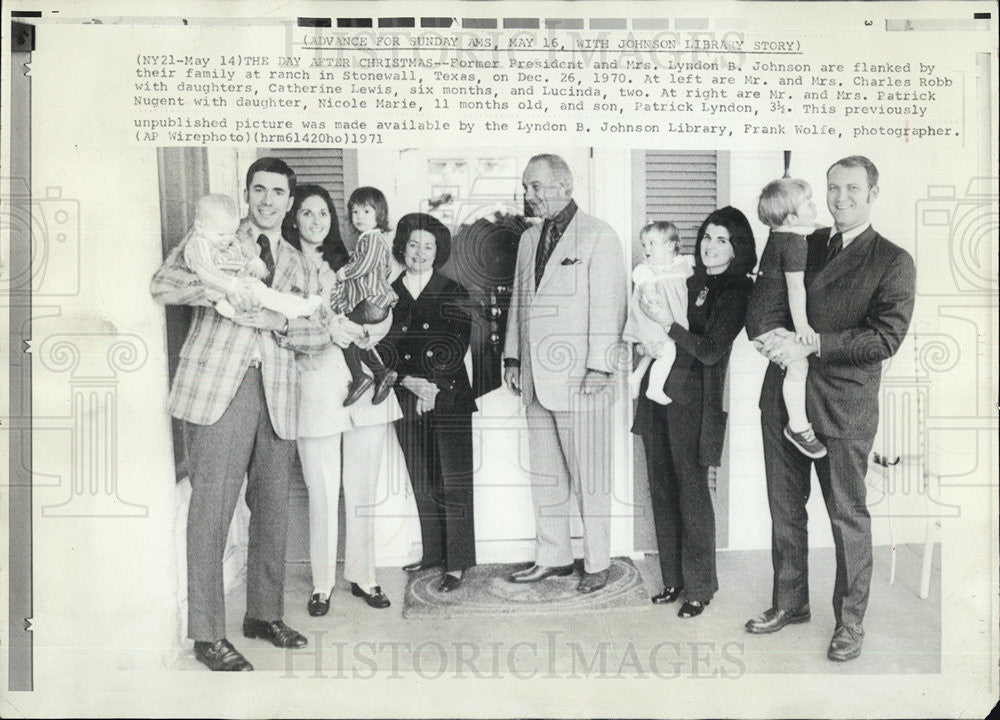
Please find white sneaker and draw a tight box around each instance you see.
[783,424,828,459]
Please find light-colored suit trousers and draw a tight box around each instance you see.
[525,387,614,573]
[296,423,387,595]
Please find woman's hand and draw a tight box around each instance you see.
[401,376,440,409]
[327,313,365,349]
[358,311,393,348]
[415,396,436,416]
[638,285,675,328]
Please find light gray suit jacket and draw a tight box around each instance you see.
[504,207,627,412]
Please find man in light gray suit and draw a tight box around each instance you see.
[503,154,627,593]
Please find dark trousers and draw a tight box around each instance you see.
[184,367,294,641]
[761,405,873,630]
[344,300,391,385]
[394,393,476,572]
[640,401,718,603]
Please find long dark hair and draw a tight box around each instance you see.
[693,206,757,278]
[284,184,350,271]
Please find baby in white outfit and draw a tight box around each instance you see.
[624,221,694,404]
[182,193,322,319]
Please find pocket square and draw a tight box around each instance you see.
[560,258,582,266]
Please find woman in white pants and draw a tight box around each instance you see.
[289,184,403,612]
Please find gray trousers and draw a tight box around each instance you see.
[762,406,874,631]
[525,394,613,573]
[184,367,294,642]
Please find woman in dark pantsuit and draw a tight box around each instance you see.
[632,206,756,619]
[381,213,477,592]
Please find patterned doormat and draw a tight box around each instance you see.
[402,558,650,619]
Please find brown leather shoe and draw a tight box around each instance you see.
[827,625,864,661]
[577,569,609,594]
[242,618,308,648]
[745,605,811,634]
[508,563,575,583]
[194,639,253,671]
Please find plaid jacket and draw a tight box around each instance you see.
[151,234,331,439]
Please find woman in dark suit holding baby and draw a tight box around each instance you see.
[632,206,756,619]
[381,212,477,592]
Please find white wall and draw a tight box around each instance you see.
[357,148,637,561]
[29,139,180,670]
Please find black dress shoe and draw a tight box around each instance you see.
[343,376,374,407]
[678,600,708,619]
[508,563,575,583]
[371,370,398,405]
[307,592,330,617]
[194,639,253,671]
[577,569,609,594]
[403,559,443,573]
[745,605,811,634]
[651,586,683,604]
[827,625,864,661]
[242,618,308,648]
[439,573,463,592]
[351,583,391,609]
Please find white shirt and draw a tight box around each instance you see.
[401,270,433,300]
[835,222,870,249]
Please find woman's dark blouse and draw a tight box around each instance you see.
[380,271,477,415]
[631,271,753,467]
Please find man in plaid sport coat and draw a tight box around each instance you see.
[151,157,331,671]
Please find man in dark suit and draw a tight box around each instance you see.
[745,155,916,661]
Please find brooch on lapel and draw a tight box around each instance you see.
[560,258,582,265]
[695,286,710,307]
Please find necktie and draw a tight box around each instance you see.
[825,232,843,266]
[257,234,276,286]
[534,219,555,290]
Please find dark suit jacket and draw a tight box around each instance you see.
[755,225,916,440]
[381,271,477,415]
